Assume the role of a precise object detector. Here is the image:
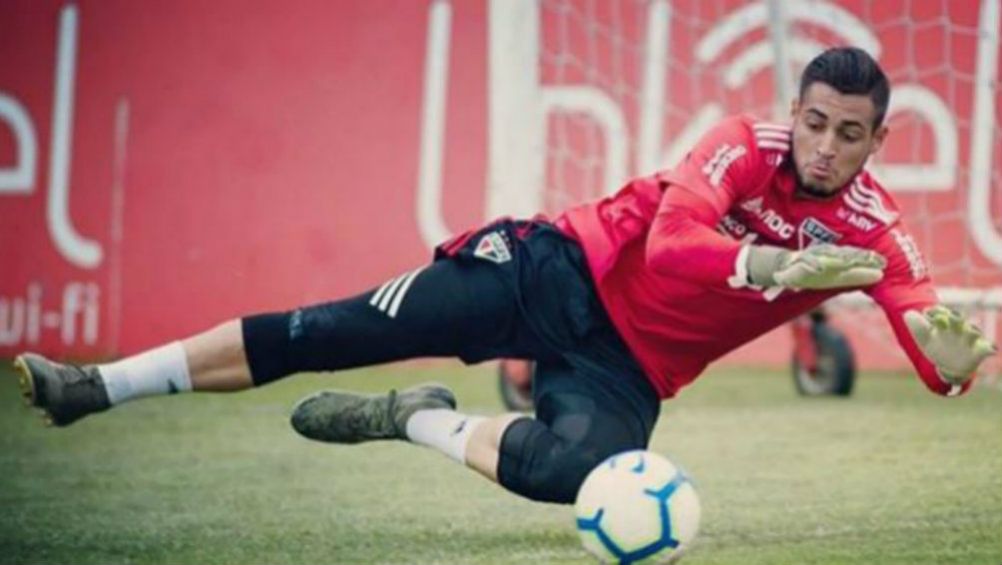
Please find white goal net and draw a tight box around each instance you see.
[486,0,1002,382]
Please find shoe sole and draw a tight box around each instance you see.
[13,355,55,427]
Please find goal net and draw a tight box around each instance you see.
[487,0,1002,383]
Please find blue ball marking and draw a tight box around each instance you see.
[577,464,689,565]
[630,453,646,474]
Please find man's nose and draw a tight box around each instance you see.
[816,132,837,158]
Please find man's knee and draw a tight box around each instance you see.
[497,418,634,504]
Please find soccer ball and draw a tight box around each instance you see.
[575,450,701,564]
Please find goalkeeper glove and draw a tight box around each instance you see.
[747,244,887,290]
[904,305,998,385]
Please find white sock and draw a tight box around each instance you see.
[405,409,486,463]
[98,341,192,405]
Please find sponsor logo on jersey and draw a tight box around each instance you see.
[717,213,748,237]
[836,207,879,232]
[891,228,927,280]
[798,217,841,248]
[741,196,761,214]
[740,196,794,240]
[849,213,877,232]
[473,231,512,264]
[740,196,764,214]
[702,143,747,187]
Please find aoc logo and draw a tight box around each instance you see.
[741,197,795,240]
[798,217,841,248]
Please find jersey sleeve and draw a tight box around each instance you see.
[864,222,971,396]
[646,116,762,285]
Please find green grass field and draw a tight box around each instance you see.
[1,361,1000,565]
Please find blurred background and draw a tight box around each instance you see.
[1,0,1000,382]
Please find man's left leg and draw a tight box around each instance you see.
[491,361,659,503]
[292,360,660,504]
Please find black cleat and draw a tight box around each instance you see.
[290,383,457,444]
[13,353,111,427]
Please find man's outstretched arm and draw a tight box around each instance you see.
[877,302,995,396]
[866,225,997,395]
[646,116,886,291]
[904,306,997,388]
[648,187,886,291]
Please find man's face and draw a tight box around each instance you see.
[790,82,887,196]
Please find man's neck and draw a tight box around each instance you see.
[794,182,841,201]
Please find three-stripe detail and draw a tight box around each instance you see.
[843,178,898,225]
[370,267,425,318]
[752,122,791,151]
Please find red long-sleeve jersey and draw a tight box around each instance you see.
[554,114,966,399]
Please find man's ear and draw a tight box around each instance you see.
[870,124,888,155]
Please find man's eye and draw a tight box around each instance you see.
[806,122,824,131]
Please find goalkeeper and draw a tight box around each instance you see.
[15,47,996,504]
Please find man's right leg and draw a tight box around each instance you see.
[183,319,252,391]
[15,257,534,426]
[14,319,251,426]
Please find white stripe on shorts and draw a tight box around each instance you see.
[387,268,424,318]
[369,277,397,307]
[370,267,425,318]
[377,274,409,312]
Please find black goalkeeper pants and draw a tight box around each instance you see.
[242,220,660,503]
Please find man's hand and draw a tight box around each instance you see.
[904,305,998,385]
[747,244,887,290]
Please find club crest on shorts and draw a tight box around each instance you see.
[798,217,841,249]
[474,231,512,264]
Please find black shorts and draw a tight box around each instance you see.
[438,219,660,440]
[244,219,660,442]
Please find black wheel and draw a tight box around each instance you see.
[497,360,535,411]
[792,321,856,396]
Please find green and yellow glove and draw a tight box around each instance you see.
[904,305,998,385]
[747,244,887,290]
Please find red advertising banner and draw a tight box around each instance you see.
[1,1,999,375]
[1,1,485,357]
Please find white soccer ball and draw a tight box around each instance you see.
[575,450,701,564]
